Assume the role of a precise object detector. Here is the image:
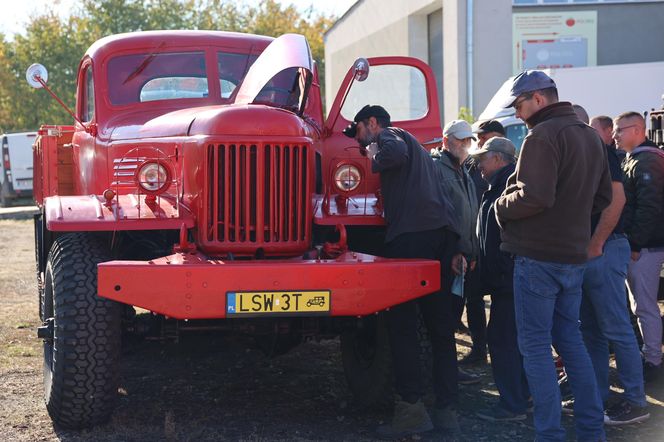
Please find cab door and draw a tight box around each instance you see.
[317,57,442,224]
[324,56,441,145]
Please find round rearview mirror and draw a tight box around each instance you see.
[353,58,369,82]
[26,63,48,89]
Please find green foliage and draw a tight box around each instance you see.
[0,0,336,131]
[457,107,475,124]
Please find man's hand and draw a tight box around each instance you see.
[631,251,641,261]
[451,253,467,275]
[469,260,477,272]
[586,240,604,259]
[366,142,379,159]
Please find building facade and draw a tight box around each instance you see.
[324,0,664,123]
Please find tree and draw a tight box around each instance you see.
[0,0,337,131]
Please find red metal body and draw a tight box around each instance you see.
[98,252,440,319]
[36,30,446,318]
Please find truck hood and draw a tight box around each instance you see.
[105,104,315,141]
[234,33,313,106]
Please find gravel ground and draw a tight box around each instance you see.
[1,218,664,441]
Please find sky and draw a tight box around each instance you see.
[0,0,357,40]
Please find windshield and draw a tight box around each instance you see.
[107,50,257,106]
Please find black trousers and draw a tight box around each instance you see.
[464,267,488,350]
[384,227,459,408]
[487,292,530,413]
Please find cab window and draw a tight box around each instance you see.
[107,51,207,106]
[340,65,428,122]
[81,65,95,122]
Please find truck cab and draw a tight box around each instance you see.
[30,30,445,429]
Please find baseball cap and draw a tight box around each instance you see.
[469,136,516,158]
[473,119,505,136]
[343,105,391,138]
[443,119,476,140]
[501,70,557,108]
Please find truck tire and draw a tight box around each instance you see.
[340,313,393,409]
[42,233,121,429]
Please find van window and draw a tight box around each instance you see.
[340,65,428,122]
[505,123,528,153]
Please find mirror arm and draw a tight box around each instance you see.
[34,75,95,135]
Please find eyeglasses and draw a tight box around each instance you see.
[613,124,637,135]
[513,94,533,111]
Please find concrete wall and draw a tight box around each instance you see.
[324,0,441,114]
[472,0,513,118]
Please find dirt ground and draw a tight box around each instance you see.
[2,218,664,441]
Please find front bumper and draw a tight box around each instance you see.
[98,251,441,319]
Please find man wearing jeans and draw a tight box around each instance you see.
[579,121,649,424]
[495,71,612,441]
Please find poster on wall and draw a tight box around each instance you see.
[512,11,597,73]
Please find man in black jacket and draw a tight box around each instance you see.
[344,105,461,438]
[471,137,530,422]
[615,111,664,382]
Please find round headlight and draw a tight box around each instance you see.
[334,164,361,192]
[136,162,170,193]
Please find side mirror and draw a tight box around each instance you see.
[26,63,48,89]
[352,58,369,82]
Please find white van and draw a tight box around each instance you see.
[477,61,664,153]
[1,132,36,206]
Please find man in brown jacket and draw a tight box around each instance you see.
[495,70,612,442]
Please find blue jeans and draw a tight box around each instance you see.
[514,256,604,442]
[581,235,646,407]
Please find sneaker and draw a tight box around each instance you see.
[458,368,481,385]
[604,400,650,426]
[476,405,527,422]
[643,361,661,383]
[376,399,434,439]
[459,347,487,365]
[561,398,574,415]
[432,405,460,432]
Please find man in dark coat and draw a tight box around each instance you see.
[343,104,460,438]
[471,137,531,422]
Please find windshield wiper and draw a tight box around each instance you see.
[123,41,166,85]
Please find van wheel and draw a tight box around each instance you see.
[340,313,393,409]
[42,233,121,429]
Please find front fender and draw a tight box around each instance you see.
[44,195,195,231]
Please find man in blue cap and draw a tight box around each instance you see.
[494,71,612,441]
[344,105,461,437]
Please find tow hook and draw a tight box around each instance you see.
[37,318,54,340]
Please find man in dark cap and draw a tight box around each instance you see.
[343,105,461,437]
[470,137,530,422]
[494,70,612,441]
[474,120,506,148]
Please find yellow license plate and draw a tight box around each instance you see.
[226,290,330,316]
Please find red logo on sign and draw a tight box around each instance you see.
[566,18,575,27]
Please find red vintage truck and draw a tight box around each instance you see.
[28,30,444,429]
